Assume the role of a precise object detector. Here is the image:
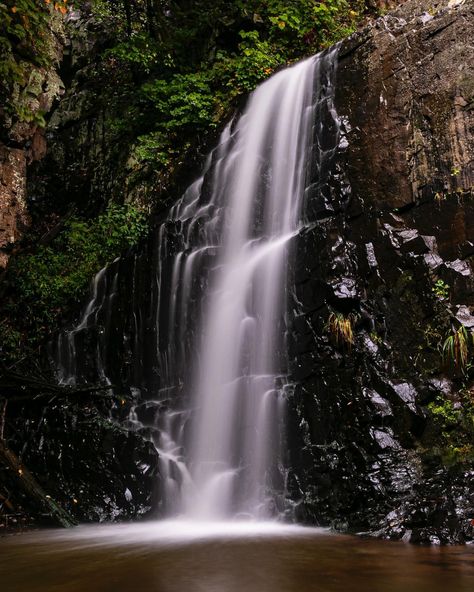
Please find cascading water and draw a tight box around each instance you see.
[53,47,342,521]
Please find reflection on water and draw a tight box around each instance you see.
[1,521,473,592]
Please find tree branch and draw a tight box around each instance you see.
[0,441,76,528]
[0,369,117,402]
[0,398,6,441]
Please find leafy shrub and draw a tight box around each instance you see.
[8,203,147,338]
[227,30,283,93]
[141,72,216,133]
[88,1,370,173]
[432,279,450,300]
[239,0,363,56]
[428,394,474,463]
[106,32,162,75]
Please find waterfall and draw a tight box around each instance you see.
[52,47,342,521]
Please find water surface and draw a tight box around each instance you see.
[1,521,473,592]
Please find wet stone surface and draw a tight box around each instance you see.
[286,0,474,544]
[2,0,473,541]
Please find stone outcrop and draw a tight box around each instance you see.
[1,400,159,526]
[2,0,473,540]
[0,147,28,270]
[26,12,180,226]
[0,17,64,272]
[287,0,474,544]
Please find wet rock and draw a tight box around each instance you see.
[365,389,393,418]
[329,277,358,302]
[424,252,443,270]
[135,401,162,427]
[445,259,472,277]
[365,242,378,269]
[455,305,474,329]
[288,0,474,545]
[0,20,64,271]
[371,428,401,450]
[400,234,437,255]
[0,147,29,270]
[459,241,474,259]
[424,377,454,402]
[7,402,160,524]
[389,381,418,414]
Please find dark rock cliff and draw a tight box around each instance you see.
[27,13,154,220]
[1,0,473,541]
[288,0,474,544]
[0,15,64,271]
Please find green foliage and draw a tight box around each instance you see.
[133,131,173,167]
[132,30,283,167]
[369,331,383,345]
[443,325,473,372]
[428,394,474,463]
[234,0,363,57]
[0,320,23,365]
[326,311,358,350]
[0,1,59,121]
[132,71,215,167]
[0,1,51,65]
[427,324,474,463]
[412,319,448,376]
[2,0,375,362]
[6,204,147,347]
[228,30,283,93]
[85,0,370,174]
[141,72,216,132]
[106,32,162,74]
[451,166,461,177]
[429,396,461,426]
[432,279,450,300]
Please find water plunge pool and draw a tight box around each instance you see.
[1,521,473,592]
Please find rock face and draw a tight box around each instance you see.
[26,12,192,223]
[287,0,474,544]
[0,146,28,270]
[1,400,159,525]
[3,0,474,540]
[0,20,64,272]
[0,14,163,526]
[27,14,139,218]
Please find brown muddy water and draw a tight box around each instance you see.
[0,521,473,592]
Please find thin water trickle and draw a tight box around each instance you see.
[52,47,342,521]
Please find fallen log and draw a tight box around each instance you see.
[0,372,118,528]
[0,440,77,528]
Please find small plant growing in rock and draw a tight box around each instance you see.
[432,279,450,300]
[369,331,383,345]
[428,392,474,463]
[326,312,357,351]
[442,325,473,371]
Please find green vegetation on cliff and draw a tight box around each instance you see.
[1,0,377,365]
[90,0,367,172]
[0,1,66,127]
[1,203,147,364]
